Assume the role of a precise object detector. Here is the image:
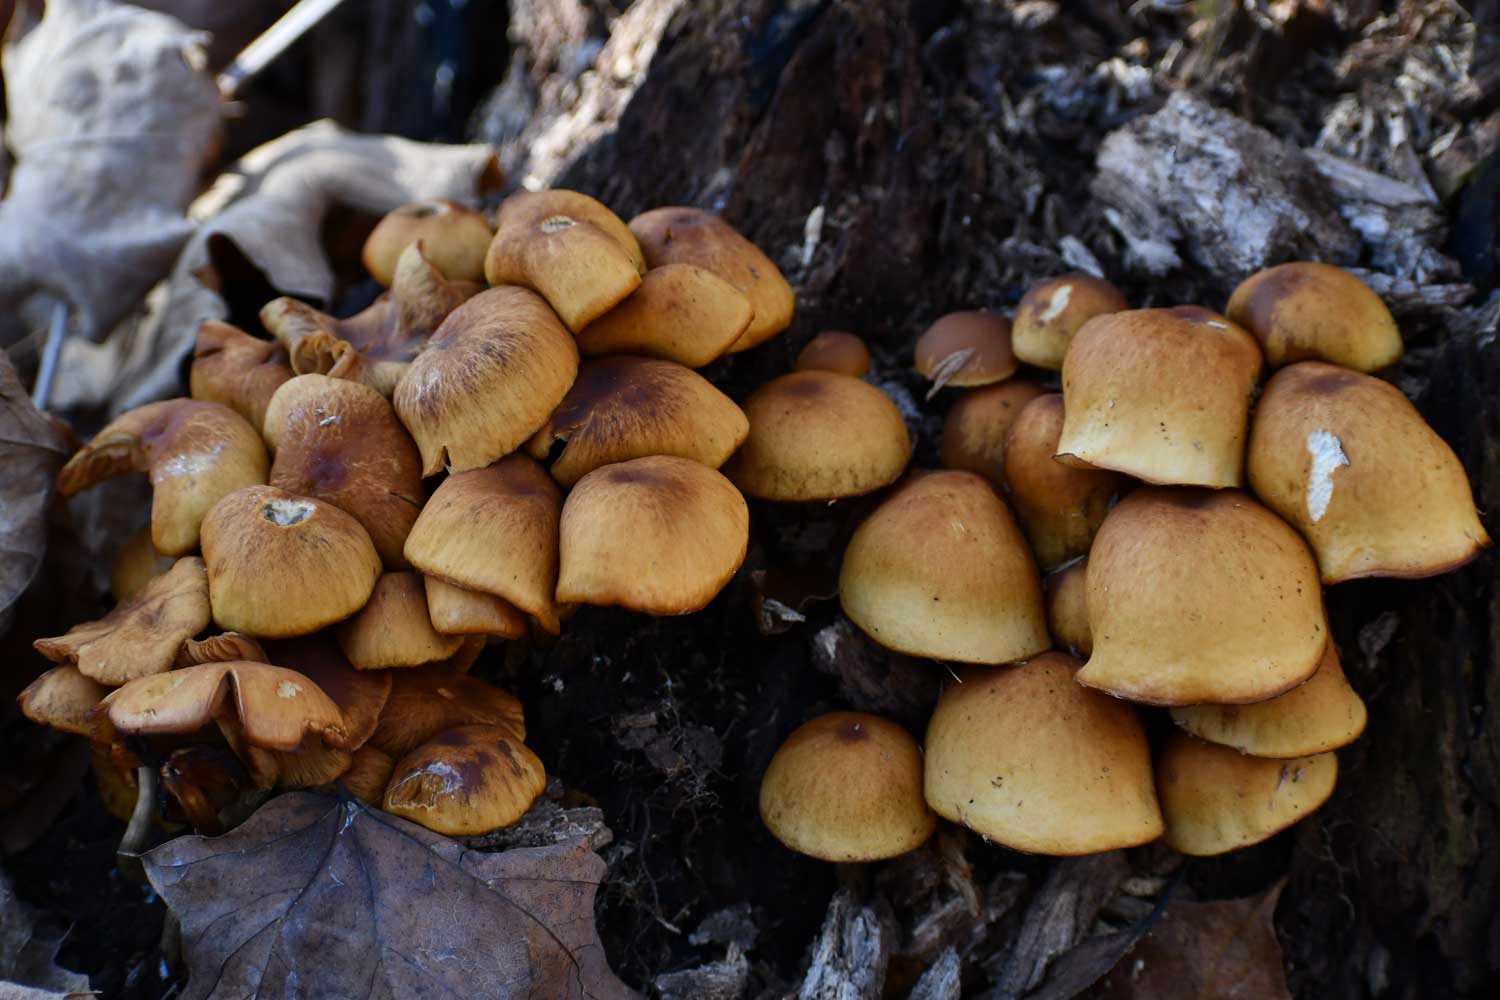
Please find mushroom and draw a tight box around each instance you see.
[1246,362,1489,583]
[424,577,529,639]
[392,285,579,475]
[362,200,494,287]
[340,744,396,806]
[485,189,644,331]
[1011,272,1129,370]
[34,557,211,685]
[200,486,382,638]
[109,525,175,602]
[384,724,547,836]
[526,355,749,487]
[57,399,268,555]
[629,206,794,352]
[556,456,749,615]
[913,312,1018,392]
[262,373,425,568]
[758,711,935,862]
[1077,487,1327,705]
[370,671,525,760]
[17,665,109,735]
[794,331,871,377]
[1044,559,1090,658]
[190,320,293,430]
[1056,307,1262,488]
[939,380,1047,486]
[724,371,912,502]
[924,654,1164,854]
[403,454,563,633]
[839,470,1049,664]
[1225,262,1402,371]
[575,263,753,367]
[177,632,268,667]
[1156,731,1337,856]
[337,572,465,669]
[1171,642,1366,757]
[160,745,252,835]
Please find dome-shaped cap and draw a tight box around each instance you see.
[576,263,752,367]
[795,331,870,377]
[924,654,1164,854]
[340,744,396,807]
[264,374,425,568]
[557,456,748,615]
[725,371,911,501]
[1012,272,1128,370]
[839,471,1048,664]
[385,724,547,835]
[527,355,749,487]
[914,311,1018,390]
[1057,307,1262,488]
[362,200,494,287]
[337,572,465,669]
[200,486,382,638]
[424,577,529,639]
[1171,642,1365,758]
[393,285,579,475]
[1045,560,1091,658]
[17,665,109,735]
[629,207,794,352]
[1157,732,1337,856]
[370,670,525,760]
[1246,362,1489,583]
[403,454,563,633]
[190,321,292,430]
[759,712,935,862]
[939,381,1047,485]
[1077,488,1327,705]
[1226,262,1402,371]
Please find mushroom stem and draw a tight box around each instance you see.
[117,764,158,882]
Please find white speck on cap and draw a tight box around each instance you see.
[1305,429,1349,523]
[1040,284,1073,323]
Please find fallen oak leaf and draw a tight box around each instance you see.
[0,354,70,637]
[143,790,639,1000]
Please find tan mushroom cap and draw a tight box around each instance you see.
[424,577,528,639]
[527,355,749,487]
[486,189,644,332]
[200,486,382,638]
[337,572,465,669]
[263,374,425,568]
[1226,262,1402,371]
[1077,488,1327,706]
[557,456,749,615]
[110,525,174,602]
[759,712,935,861]
[393,285,580,475]
[370,671,525,760]
[939,380,1047,485]
[384,724,547,836]
[629,206,794,352]
[1004,394,1127,569]
[924,655,1164,855]
[404,454,563,633]
[1057,307,1262,488]
[1157,732,1337,856]
[1012,272,1129,370]
[724,371,912,501]
[1045,560,1091,658]
[913,312,1018,390]
[576,263,752,367]
[362,200,494,287]
[34,557,210,685]
[341,744,396,806]
[1171,642,1366,758]
[841,471,1048,664]
[795,331,871,377]
[1247,362,1490,583]
[17,665,109,735]
[177,632,268,667]
[190,320,293,430]
[57,399,268,555]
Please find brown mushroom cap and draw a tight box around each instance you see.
[939,381,1048,485]
[200,486,383,638]
[758,711,935,862]
[340,744,396,806]
[1077,487,1327,706]
[913,312,1018,390]
[190,320,293,430]
[265,636,392,753]
[110,525,175,602]
[1246,362,1490,583]
[17,665,109,735]
[629,206,794,352]
[424,577,529,639]
[1044,559,1091,658]
[795,331,871,377]
[362,200,494,287]
[1225,262,1402,372]
[178,632,268,667]
[384,724,547,836]
[924,655,1164,855]
[840,470,1049,664]
[1012,272,1129,370]
[337,572,465,669]
[1171,642,1366,758]
[1057,307,1263,488]
[403,454,563,633]
[57,399,268,555]
[263,374,425,568]
[1157,732,1337,856]
[527,355,749,487]
[576,263,752,367]
[393,285,579,476]
[724,371,912,501]
[34,557,210,685]
[370,671,525,760]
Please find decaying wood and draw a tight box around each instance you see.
[796,889,896,1000]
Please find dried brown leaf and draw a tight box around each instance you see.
[0,355,69,636]
[0,870,91,996]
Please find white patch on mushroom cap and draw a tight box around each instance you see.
[1305,429,1349,523]
[1040,284,1073,323]
[276,680,303,699]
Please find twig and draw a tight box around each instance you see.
[30,299,69,410]
[217,0,351,101]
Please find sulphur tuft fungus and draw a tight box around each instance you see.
[576,263,752,367]
[384,724,548,836]
[914,311,1018,392]
[189,320,293,430]
[795,331,871,377]
[939,380,1047,486]
[362,200,494,287]
[1226,262,1402,372]
[1012,272,1128,370]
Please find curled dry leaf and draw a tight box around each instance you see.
[143,791,639,1000]
[0,355,69,636]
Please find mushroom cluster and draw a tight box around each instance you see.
[20,191,792,839]
[758,263,1486,862]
